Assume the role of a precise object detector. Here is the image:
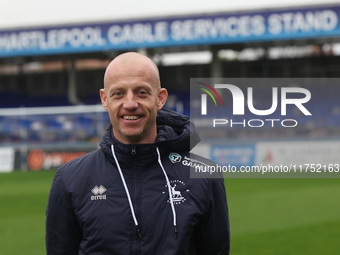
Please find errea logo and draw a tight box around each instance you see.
[91,185,107,200]
[169,153,182,163]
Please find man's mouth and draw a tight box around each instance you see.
[122,115,141,120]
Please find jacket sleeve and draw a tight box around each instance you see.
[46,169,82,255]
[195,177,230,255]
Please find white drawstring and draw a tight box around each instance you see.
[111,145,142,238]
[156,147,178,239]
[110,144,178,239]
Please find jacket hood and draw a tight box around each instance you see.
[156,108,200,151]
[99,108,200,156]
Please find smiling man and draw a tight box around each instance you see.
[100,52,168,144]
[46,52,230,255]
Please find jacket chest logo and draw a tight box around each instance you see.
[91,185,107,200]
[169,152,182,163]
[163,180,189,205]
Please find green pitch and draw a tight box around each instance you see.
[226,178,340,255]
[0,171,55,255]
[0,171,339,254]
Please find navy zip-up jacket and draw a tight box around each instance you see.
[46,108,230,254]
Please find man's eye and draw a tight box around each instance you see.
[138,90,147,95]
[114,91,123,96]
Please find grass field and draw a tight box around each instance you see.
[0,171,55,255]
[0,171,340,254]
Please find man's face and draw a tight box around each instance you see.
[100,56,167,144]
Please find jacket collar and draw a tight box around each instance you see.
[99,108,200,160]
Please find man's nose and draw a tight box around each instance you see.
[123,91,138,109]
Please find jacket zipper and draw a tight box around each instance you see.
[131,145,138,255]
[131,146,136,155]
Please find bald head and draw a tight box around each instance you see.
[104,52,161,91]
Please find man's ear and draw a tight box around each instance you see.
[100,89,108,111]
[157,88,168,110]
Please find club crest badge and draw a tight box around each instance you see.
[162,180,190,205]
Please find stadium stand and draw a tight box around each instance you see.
[1,4,340,145]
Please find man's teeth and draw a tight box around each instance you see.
[123,115,139,120]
